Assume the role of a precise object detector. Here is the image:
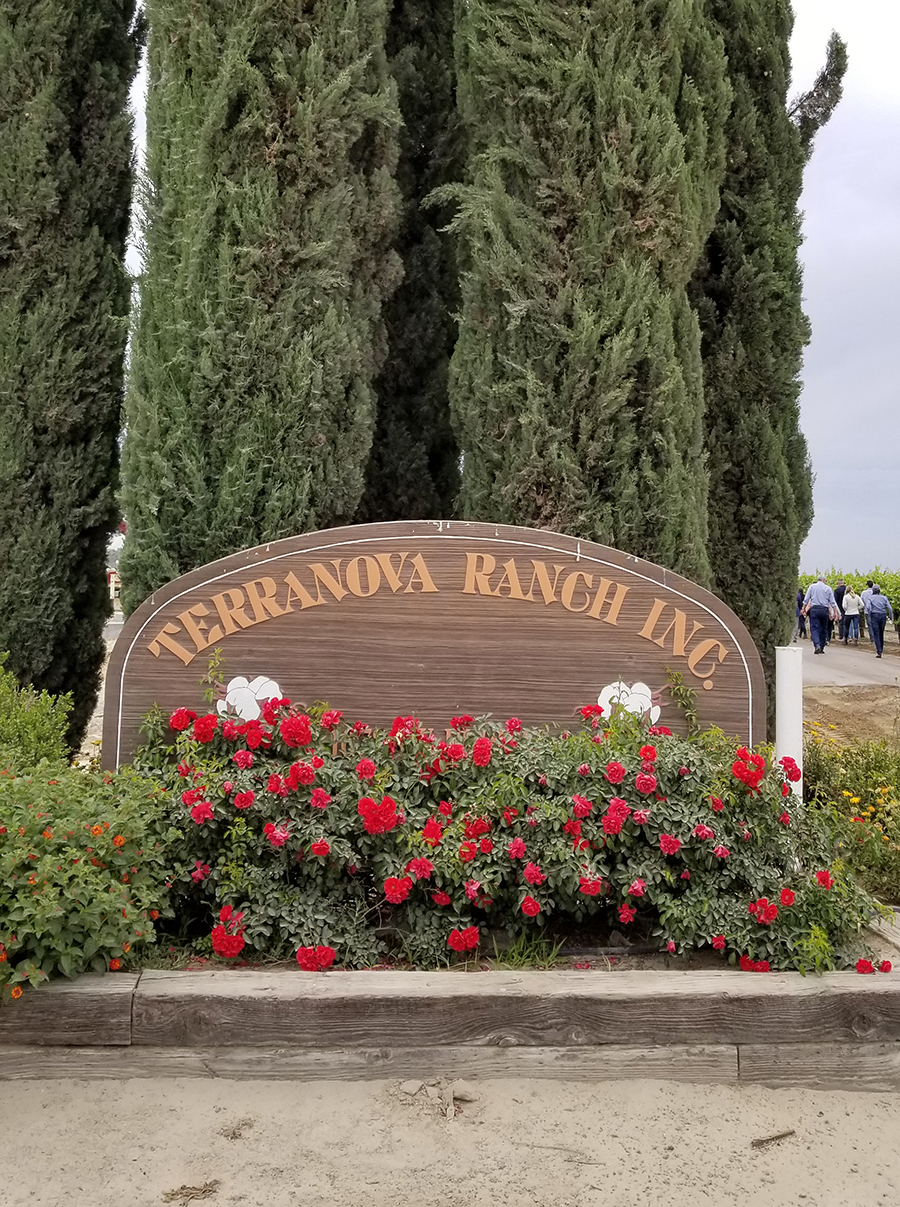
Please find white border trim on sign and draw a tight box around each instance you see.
[115,532,755,763]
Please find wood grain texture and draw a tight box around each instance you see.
[0,1043,738,1082]
[0,974,138,1047]
[131,970,900,1049]
[739,1043,900,1090]
[103,521,767,766]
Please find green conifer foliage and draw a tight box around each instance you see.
[120,1,402,613]
[689,4,847,686]
[0,1,142,746]
[357,0,460,522]
[441,1,730,583]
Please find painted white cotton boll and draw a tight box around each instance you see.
[598,680,661,725]
[216,675,281,721]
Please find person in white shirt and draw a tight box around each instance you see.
[802,578,839,655]
[841,588,863,645]
[861,580,875,642]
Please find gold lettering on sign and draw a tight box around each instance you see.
[346,556,381,598]
[639,600,703,655]
[687,639,728,688]
[310,561,347,604]
[282,571,321,613]
[586,578,629,625]
[212,589,255,636]
[463,553,497,596]
[147,623,195,665]
[494,559,528,601]
[177,603,223,652]
[403,553,439,594]
[374,552,410,593]
[560,570,594,613]
[244,578,284,623]
[525,561,566,605]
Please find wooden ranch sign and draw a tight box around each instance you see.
[103,521,766,767]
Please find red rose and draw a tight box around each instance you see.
[680,870,691,880]
[190,801,214,824]
[678,766,691,777]
[507,837,526,859]
[472,737,493,767]
[577,763,591,776]
[279,714,312,747]
[502,807,518,825]
[710,796,724,812]
[521,895,541,917]
[211,925,245,959]
[571,795,593,819]
[880,961,892,973]
[310,840,330,857]
[422,817,444,847]
[635,772,657,795]
[506,718,522,734]
[749,898,778,925]
[659,833,681,856]
[711,935,726,950]
[639,745,657,762]
[618,903,636,924]
[432,891,452,906]
[109,958,121,971]
[297,945,336,971]
[633,809,650,825]
[406,857,434,881]
[780,888,795,906]
[320,710,343,731]
[712,846,730,859]
[384,876,413,904]
[358,795,400,835]
[666,940,676,954]
[856,958,875,974]
[479,838,494,854]
[448,928,467,952]
[692,823,715,841]
[579,876,603,896]
[627,878,646,897]
[753,960,770,973]
[292,762,315,786]
[601,812,624,836]
[232,749,254,769]
[356,758,376,781]
[739,954,754,971]
[564,817,583,838]
[604,761,626,784]
[781,782,790,798]
[192,714,218,744]
[524,862,545,886]
[459,842,477,863]
[447,744,466,762]
[310,787,332,810]
[233,790,255,810]
[438,800,453,817]
[464,817,491,840]
[779,812,791,826]
[816,870,834,889]
[169,707,197,731]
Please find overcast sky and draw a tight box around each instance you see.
[128,4,898,574]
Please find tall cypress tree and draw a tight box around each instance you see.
[441,1,729,583]
[357,0,460,523]
[689,5,846,687]
[0,1,142,745]
[120,0,401,614]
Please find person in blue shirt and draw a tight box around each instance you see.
[802,577,839,655]
[866,586,894,658]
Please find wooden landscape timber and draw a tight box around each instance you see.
[103,521,767,766]
[1,970,899,1089]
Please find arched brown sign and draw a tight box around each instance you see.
[103,521,766,767]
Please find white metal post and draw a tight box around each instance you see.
[775,645,804,795]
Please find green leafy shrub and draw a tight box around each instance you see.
[804,727,900,903]
[0,766,170,1001]
[136,698,883,974]
[0,653,71,770]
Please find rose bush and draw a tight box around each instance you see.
[136,697,885,973]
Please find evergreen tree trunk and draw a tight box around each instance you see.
[689,3,847,697]
[442,1,729,583]
[121,0,402,614]
[357,0,460,522]
[0,1,142,746]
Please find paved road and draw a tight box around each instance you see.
[800,637,900,687]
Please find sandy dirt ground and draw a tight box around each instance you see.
[804,685,900,746]
[3,1076,899,1207]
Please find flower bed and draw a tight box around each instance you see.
[130,697,886,978]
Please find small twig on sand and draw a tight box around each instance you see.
[162,1181,221,1203]
[751,1130,796,1149]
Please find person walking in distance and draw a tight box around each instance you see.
[793,588,807,640]
[833,579,847,642]
[861,580,875,642]
[802,577,839,655]
[867,586,894,658]
[842,586,863,645]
